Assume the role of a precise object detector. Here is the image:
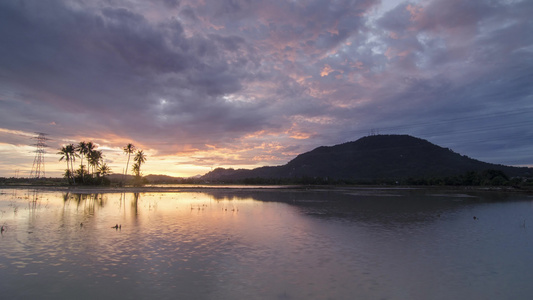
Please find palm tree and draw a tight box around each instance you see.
[66,144,77,184]
[98,163,111,177]
[123,143,135,182]
[98,163,112,184]
[132,162,140,177]
[76,164,87,179]
[58,146,72,184]
[85,142,96,174]
[133,150,146,176]
[88,149,103,175]
[76,141,88,182]
[63,169,73,182]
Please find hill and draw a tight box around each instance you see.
[201,135,532,182]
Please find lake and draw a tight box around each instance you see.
[1,187,533,299]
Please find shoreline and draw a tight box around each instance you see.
[1,184,532,195]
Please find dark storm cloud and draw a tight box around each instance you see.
[0,0,267,151]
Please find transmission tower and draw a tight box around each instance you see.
[30,132,50,179]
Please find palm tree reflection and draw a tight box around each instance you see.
[131,192,140,216]
[62,192,107,215]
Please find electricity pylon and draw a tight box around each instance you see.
[30,132,50,179]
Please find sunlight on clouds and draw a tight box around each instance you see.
[285,119,316,140]
[406,4,423,22]
[384,47,411,60]
[252,155,280,161]
[242,130,270,140]
[320,64,334,77]
[175,147,266,171]
[350,60,365,70]
[326,27,339,36]
[307,85,335,98]
[0,127,35,138]
[142,155,209,177]
[1,0,531,176]
[288,131,313,140]
[255,141,284,151]
[179,135,299,169]
[222,94,254,103]
[0,143,62,177]
[292,115,334,125]
[293,74,313,85]
[0,143,35,158]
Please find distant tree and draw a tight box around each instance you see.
[57,143,78,184]
[85,142,96,173]
[132,162,140,177]
[63,169,73,183]
[481,169,509,186]
[123,143,136,182]
[463,171,480,186]
[59,140,113,186]
[88,149,103,175]
[58,145,72,184]
[98,163,111,177]
[131,150,147,187]
[66,144,77,184]
[133,150,146,176]
[76,164,87,180]
[76,141,89,182]
[97,163,112,185]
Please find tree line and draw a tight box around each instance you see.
[58,141,146,186]
[200,169,533,187]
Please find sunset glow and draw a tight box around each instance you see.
[0,0,532,178]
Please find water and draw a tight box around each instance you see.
[1,187,533,299]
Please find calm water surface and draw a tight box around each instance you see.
[1,188,533,299]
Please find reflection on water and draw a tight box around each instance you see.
[1,188,533,299]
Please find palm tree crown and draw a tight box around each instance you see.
[88,149,103,174]
[76,141,88,177]
[58,143,78,184]
[66,144,77,183]
[58,146,70,163]
[58,145,72,183]
[133,150,147,176]
[85,142,95,172]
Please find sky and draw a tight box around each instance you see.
[1,0,532,178]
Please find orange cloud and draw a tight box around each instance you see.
[252,155,280,162]
[406,4,423,22]
[321,64,334,77]
[289,131,312,140]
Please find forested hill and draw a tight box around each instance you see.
[201,135,532,182]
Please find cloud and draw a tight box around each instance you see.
[0,1,265,145]
[0,0,532,177]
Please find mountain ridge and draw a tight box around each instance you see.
[201,135,532,182]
